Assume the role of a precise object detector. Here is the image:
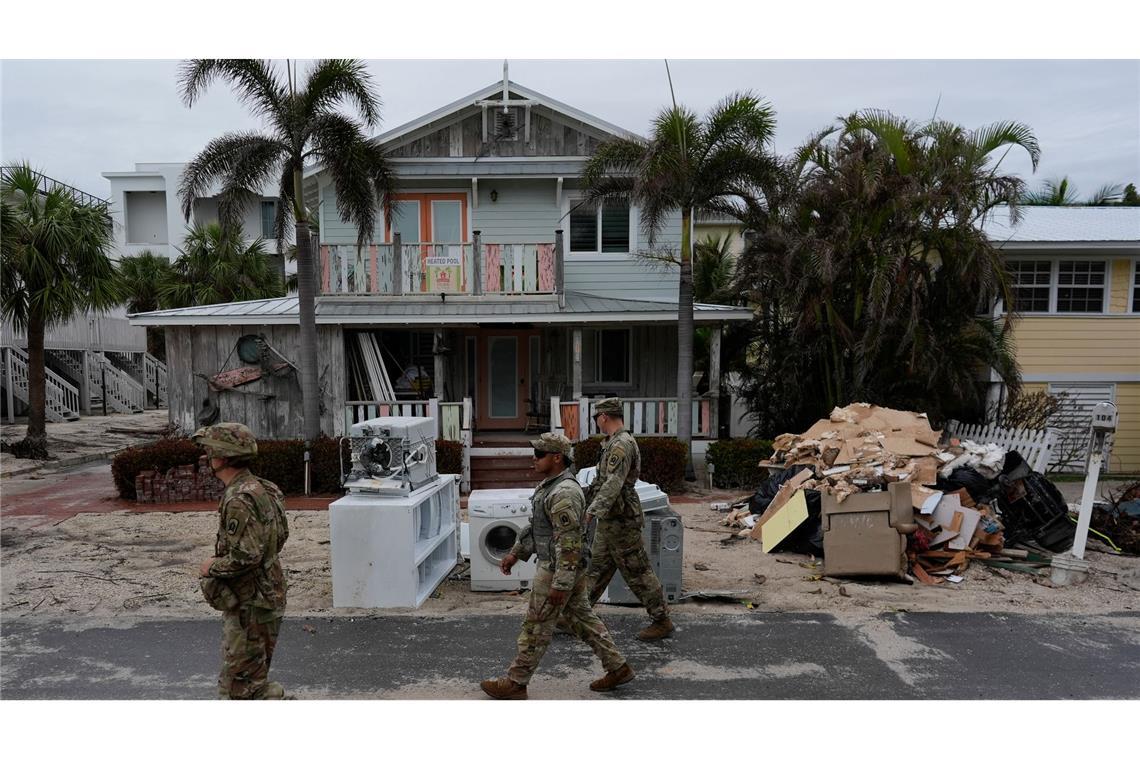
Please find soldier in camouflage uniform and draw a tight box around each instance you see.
[193,423,290,700]
[480,433,633,699]
[580,397,675,641]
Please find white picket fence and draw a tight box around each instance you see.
[2,346,81,422]
[944,421,1059,474]
[551,395,714,441]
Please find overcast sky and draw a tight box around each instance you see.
[2,59,1137,201]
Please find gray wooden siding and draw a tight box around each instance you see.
[164,324,345,440]
[547,325,677,398]
[387,108,605,159]
[474,180,559,244]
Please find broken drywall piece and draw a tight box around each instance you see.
[761,490,810,553]
[920,492,943,515]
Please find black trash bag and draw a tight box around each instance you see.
[749,465,812,515]
[768,489,825,557]
[998,471,1075,551]
[935,465,996,503]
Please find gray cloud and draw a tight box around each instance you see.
[2,59,1137,200]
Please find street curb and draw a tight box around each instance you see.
[1,447,133,480]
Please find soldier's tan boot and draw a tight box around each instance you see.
[590,663,635,692]
[636,617,675,641]
[259,682,286,699]
[480,676,528,700]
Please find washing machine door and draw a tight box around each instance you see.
[480,519,524,564]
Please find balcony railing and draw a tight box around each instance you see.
[551,396,713,441]
[320,231,563,297]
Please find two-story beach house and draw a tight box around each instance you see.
[128,78,754,488]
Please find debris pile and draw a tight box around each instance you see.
[722,403,1083,585]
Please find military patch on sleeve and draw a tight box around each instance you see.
[556,511,574,528]
[226,518,240,535]
[607,452,623,468]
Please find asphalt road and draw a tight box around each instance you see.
[3,611,1138,699]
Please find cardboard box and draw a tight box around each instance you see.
[822,481,914,579]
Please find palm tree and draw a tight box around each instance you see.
[1022,176,1123,205]
[177,59,397,444]
[733,111,1041,433]
[580,93,777,470]
[161,223,284,308]
[119,249,175,358]
[1,163,120,458]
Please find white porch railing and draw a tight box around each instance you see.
[320,240,558,296]
[143,353,168,408]
[1,312,146,353]
[2,346,81,422]
[343,397,473,492]
[87,353,146,414]
[551,396,713,441]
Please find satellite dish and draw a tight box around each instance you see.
[358,437,393,477]
[237,335,265,365]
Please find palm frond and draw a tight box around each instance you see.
[177,132,288,220]
[302,59,381,127]
[178,59,286,123]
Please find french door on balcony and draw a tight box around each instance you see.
[385,192,469,292]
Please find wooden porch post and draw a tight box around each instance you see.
[709,325,722,439]
[79,350,91,415]
[572,327,582,400]
[554,229,565,308]
[4,348,13,423]
[433,329,447,400]
[392,232,403,295]
[472,230,483,296]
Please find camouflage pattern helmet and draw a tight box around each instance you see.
[531,432,574,462]
[192,422,258,458]
[592,397,624,418]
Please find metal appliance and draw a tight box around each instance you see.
[598,507,684,604]
[342,416,437,495]
[468,488,538,591]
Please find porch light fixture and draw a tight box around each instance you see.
[490,189,498,203]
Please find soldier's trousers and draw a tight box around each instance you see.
[218,606,283,699]
[507,566,626,686]
[586,516,669,621]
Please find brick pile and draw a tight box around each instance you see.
[135,457,224,503]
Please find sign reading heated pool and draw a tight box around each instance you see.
[426,252,462,267]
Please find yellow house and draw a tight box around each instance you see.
[987,206,1140,473]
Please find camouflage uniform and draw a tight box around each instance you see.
[193,423,290,700]
[583,400,669,623]
[504,435,626,686]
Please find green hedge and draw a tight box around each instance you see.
[572,435,688,494]
[113,436,464,499]
[706,438,774,489]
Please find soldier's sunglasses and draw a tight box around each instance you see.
[533,449,553,459]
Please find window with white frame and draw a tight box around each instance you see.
[569,199,630,254]
[1056,260,1106,313]
[260,200,276,239]
[1132,260,1139,313]
[592,329,631,384]
[1008,260,1051,313]
[1005,259,1109,314]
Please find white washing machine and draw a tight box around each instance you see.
[468,488,538,591]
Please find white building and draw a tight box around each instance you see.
[102,162,293,261]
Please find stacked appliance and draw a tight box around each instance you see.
[330,416,459,608]
[577,466,684,604]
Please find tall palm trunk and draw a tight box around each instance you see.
[293,165,321,444]
[24,311,49,457]
[677,209,695,479]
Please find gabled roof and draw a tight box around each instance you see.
[982,206,1140,246]
[128,292,752,326]
[373,80,644,147]
[303,80,641,178]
